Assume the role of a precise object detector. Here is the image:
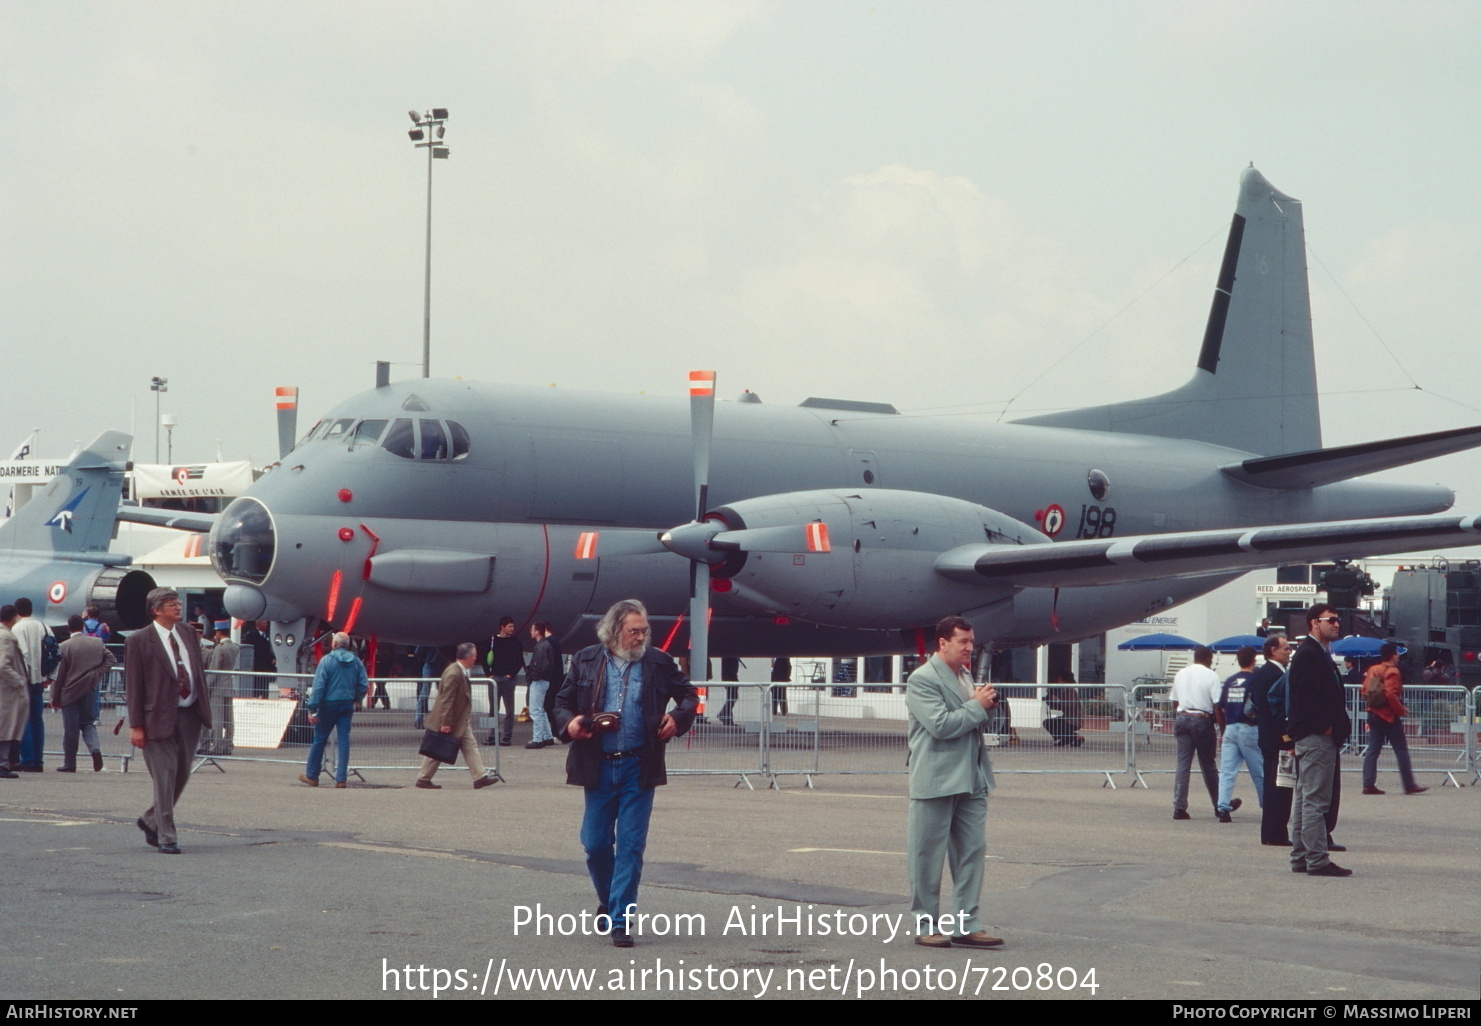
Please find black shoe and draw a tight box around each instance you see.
[524,741,544,749]
[1229,797,1242,812]
[1172,809,1191,820]
[157,843,181,855]
[19,764,42,772]
[485,734,497,745]
[611,929,634,948]
[92,751,104,772]
[1217,809,1232,823]
[1405,786,1429,795]
[56,766,77,773]
[473,775,495,789]
[414,780,441,789]
[499,738,512,746]
[136,818,159,848]
[1262,838,1292,846]
[0,768,18,779]
[1309,862,1352,877]
[1327,843,1347,852]
[1291,863,1307,873]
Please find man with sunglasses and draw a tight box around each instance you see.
[552,599,700,948]
[1286,604,1352,877]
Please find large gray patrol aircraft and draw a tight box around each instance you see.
[0,432,155,629]
[168,168,1481,661]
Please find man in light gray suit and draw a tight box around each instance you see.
[906,615,1004,949]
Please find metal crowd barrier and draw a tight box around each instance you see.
[34,667,1478,791]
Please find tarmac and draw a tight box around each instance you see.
[1,736,1476,1002]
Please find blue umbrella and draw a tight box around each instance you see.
[1117,632,1204,651]
[1208,634,1266,653]
[1330,636,1406,658]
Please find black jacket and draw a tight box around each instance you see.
[552,645,700,789]
[1245,659,1287,750]
[1286,636,1350,745]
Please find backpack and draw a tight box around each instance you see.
[40,633,62,678]
[1363,668,1389,710]
[1266,670,1290,723]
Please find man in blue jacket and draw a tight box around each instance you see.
[299,632,368,788]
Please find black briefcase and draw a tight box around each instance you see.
[418,729,460,765]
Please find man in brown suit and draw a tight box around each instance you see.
[415,642,494,789]
[126,588,212,853]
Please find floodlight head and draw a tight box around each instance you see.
[435,126,445,139]
[432,147,449,159]
[408,128,425,142]
[408,110,421,123]
[431,108,448,120]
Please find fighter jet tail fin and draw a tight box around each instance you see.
[0,432,133,557]
[1015,167,1320,456]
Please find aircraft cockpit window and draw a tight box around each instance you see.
[401,394,431,412]
[323,418,355,442]
[296,420,324,449]
[351,419,387,449]
[418,419,448,460]
[381,418,416,459]
[448,421,470,460]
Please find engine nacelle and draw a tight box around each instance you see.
[84,566,156,630]
[707,488,1045,629]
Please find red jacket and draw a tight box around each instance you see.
[1364,664,1407,725]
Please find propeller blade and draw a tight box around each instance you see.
[687,370,716,683]
[709,522,831,553]
[572,530,668,560]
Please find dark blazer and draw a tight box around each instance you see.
[125,623,213,740]
[1286,636,1348,744]
[551,645,699,789]
[1246,659,1287,750]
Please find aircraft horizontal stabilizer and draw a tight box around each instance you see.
[116,506,217,533]
[935,512,1481,590]
[1221,423,1481,490]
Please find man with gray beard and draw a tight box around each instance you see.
[552,599,699,948]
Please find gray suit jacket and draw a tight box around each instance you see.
[126,623,213,740]
[905,655,996,800]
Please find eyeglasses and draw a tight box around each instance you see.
[622,627,651,638]
[1315,616,1341,625]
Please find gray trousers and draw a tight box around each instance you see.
[1173,712,1219,813]
[60,700,101,769]
[907,791,987,936]
[1290,733,1337,870]
[141,705,205,847]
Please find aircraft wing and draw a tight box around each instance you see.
[934,512,1481,589]
[116,506,217,533]
[1221,423,1481,490]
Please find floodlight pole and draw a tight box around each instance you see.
[149,376,168,462]
[406,108,450,379]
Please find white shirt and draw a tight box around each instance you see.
[152,621,198,708]
[11,617,46,685]
[1169,663,1221,714]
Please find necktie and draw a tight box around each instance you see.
[168,632,191,700]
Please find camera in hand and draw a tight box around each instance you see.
[590,711,622,733]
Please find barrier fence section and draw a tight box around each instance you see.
[1126,682,1478,790]
[42,669,1478,790]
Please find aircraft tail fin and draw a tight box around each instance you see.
[1015,167,1320,455]
[0,432,132,558]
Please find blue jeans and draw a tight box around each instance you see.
[413,680,432,728]
[19,684,45,767]
[580,755,655,932]
[305,701,355,783]
[1362,716,1418,791]
[1217,722,1264,812]
[528,681,551,743]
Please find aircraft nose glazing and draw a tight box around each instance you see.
[211,496,278,584]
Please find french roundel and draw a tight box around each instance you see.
[48,580,68,604]
[1042,504,1067,538]
[174,466,190,485]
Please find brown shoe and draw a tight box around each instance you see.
[1405,786,1429,795]
[954,930,1005,949]
[297,773,319,787]
[415,779,441,789]
[473,775,495,789]
[915,933,952,948]
[334,781,348,789]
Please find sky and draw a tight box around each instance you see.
[4,1,1481,551]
